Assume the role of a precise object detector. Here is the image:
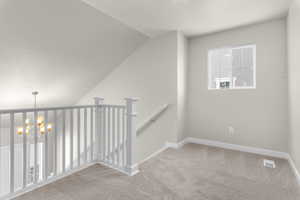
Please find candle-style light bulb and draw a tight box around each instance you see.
[47,124,52,132]
[40,126,45,134]
[37,116,44,127]
[25,127,30,135]
[25,119,30,126]
[17,127,24,135]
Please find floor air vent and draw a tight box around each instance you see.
[263,159,276,168]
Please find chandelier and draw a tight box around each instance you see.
[17,92,53,135]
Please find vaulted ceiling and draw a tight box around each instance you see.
[82,0,292,37]
[0,0,147,109]
[0,0,293,109]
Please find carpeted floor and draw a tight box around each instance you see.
[15,144,300,200]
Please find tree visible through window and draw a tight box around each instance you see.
[208,45,256,89]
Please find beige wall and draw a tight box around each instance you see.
[288,0,300,171]
[187,19,289,152]
[78,32,179,162]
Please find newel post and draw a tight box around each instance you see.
[94,97,104,161]
[125,98,139,176]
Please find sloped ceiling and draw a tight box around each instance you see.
[0,0,147,109]
[82,0,292,37]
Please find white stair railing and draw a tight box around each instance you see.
[104,103,170,169]
[0,97,138,200]
[95,98,138,176]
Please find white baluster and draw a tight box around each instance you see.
[103,106,106,162]
[44,111,48,180]
[70,109,74,169]
[122,108,126,168]
[90,107,94,162]
[112,107,115,166]
[10,113,15,193]
[34,111,38,183]
[84,108,87,163]
[54,110,58,176]
[117,108,121,168]
[62,110,66,172]
[22,112,27,188]
[107,107,111,163]
[77,109,81,167]
[94,97,104,161]
[124,98,139,176]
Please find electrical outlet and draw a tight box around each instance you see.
[264,159,276,168]
[228,126,235,135]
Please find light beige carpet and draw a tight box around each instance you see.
[15,144,300,200]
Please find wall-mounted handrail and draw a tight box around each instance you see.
[137,104,169,134]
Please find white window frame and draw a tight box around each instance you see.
[208,44,256,90]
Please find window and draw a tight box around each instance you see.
[208,44,256,90]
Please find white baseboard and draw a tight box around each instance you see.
[126,164,140,176]
[165,141,185,149]
[138,144,169,165]
[137,140,186,166]
[96,161,139,176]
[287,155,300,185]
[138,141,184,168]
[184,137,289,159]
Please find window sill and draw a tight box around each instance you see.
[208,87,256,91]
